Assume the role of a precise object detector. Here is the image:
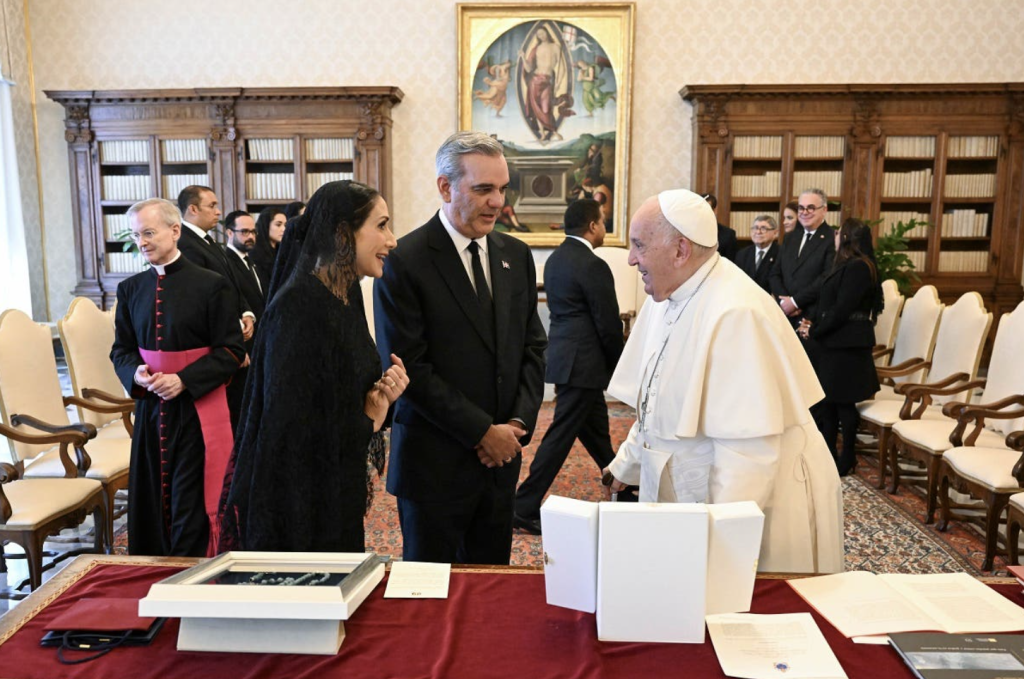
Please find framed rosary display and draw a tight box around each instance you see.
[140,551,386,654]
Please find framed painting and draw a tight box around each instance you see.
[457,3,635,246]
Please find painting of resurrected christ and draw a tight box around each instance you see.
[467,17,623,242]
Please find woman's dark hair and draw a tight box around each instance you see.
[284,201,306,219]
[255,207,286,251]
[834,218,884,320]
[272,181,380,303]
[784,200,799,215]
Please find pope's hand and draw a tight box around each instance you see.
[601,467,627,500]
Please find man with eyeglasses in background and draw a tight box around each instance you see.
[223,211,266,421]
[769,188,836,329]
[735,214,779,292]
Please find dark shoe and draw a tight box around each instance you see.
[513,513,542,535]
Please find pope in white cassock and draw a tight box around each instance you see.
[603,189,844,574]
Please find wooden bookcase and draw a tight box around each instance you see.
[680,83,1024,320]
[45,87,403,308]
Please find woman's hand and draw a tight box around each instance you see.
[363,354,409,432]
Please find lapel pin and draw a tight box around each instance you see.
[502,260,510,269]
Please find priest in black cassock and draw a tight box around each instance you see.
[111,198,245,557]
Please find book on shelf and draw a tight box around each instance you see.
[106,251,148,275]
[730,170,781,197]
[103,214,131,241]
[305,138,354,161]
[101,175,150,201]
[160,139,207,163]
[792,170,842,197]
[889,633,1024,679]
[245,173,296,201]
[732,135,782,159]
[882,168,934,198]
[947,135,999,158]
[938,251,989,273]
[941,209,989,238]
[162,174,209,200]
[99,139,150,163]
[794,135,845,158]
[247,138,294,162]
[906,250,927,271]
[728,211,780,239]
[307,172,355,195]
[945,174,996,198]
[881,211,931,238]
[886,136,936,158]
[788,571,1024,639]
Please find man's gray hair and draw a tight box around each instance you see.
[435,131,505,185]
[127,198,182,227]
[799,188,828,206]
[754,214,778,229]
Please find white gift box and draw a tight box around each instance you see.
[705,501,765,616]
[540,495,600,613]
[597,502,709,643]
[139,551,385,655]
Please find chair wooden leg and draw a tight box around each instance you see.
[0,541,6,573]
[102,485,116,554]
[876,428,890,490]
[1008,517,1021,566]
[93,504,107,556]
[886,431,902,494]
[23,534,45,591]
[982,494,1010,572]
[925,456,942,525]
[937,472,951,532]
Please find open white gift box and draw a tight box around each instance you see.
[139,551,385,655]
[540,497,764,644]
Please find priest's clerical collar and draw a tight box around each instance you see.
[667,252,720,308]
[151,250,182,276]
[438,209,487,254]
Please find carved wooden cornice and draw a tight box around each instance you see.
[210,103,237,142]
[62,103,93,143]
[851,96,882,142]
[357,101,389,142]
[45,86,404,107]
[681,83,1024,101]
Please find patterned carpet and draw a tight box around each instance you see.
[113,401,1002,575]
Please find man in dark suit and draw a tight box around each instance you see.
[769,188,836,327]
[512,200,624,534]
[735,214,780,293]
[701,193,738,262]
[176,186,253,428]
[223,210,265,332]
[374,132,547,565]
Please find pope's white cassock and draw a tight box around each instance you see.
[607,253,844,574]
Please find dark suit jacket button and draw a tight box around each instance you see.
[497,376,503,384]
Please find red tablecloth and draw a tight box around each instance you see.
[1,563,1021,679]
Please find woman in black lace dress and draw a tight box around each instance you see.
[220,181,408,552]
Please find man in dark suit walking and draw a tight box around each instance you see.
[769,188,836,327]
[222,210,266,334]
[513,199,624,534]
[176,186,253,428]
[735,214,780,293]
[374,131,547,565]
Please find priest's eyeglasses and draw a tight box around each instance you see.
[797,204,825,213]
[128,230,159,243]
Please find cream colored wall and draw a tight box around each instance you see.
[18,0,1024,319]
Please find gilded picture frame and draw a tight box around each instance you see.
[457,3,635,247]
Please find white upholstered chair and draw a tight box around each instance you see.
[0,309,129,550]
[870,285,944,401]
[859,292,991,491]
[594,246,643,339]
[890,301,1024,526]
[873,279,904,366]
[0,311,108,591]
[58,297,133,441]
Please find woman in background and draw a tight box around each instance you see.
[800,219,882,476]
[782,201,799,235]
[284,201,306,219]
[249,207,287,290]
[220,181,407,552]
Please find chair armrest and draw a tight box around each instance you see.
[81,388,133,407]
[955,396,1024,447]
[873,347,894,359]
[901,376,982,399]
[0,462,18,522]
[0,422,82,478]
[10,413,97,440]
[876,358,933,378]
[1007,430,1024,453]
[65,394,133,415]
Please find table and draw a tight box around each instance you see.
[0,555,1019,679]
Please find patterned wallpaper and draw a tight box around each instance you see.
[14,0,1024,319]
[2,0,45,320]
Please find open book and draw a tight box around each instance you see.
[788,571,1024,638]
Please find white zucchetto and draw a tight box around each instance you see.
[657,189,719,247]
